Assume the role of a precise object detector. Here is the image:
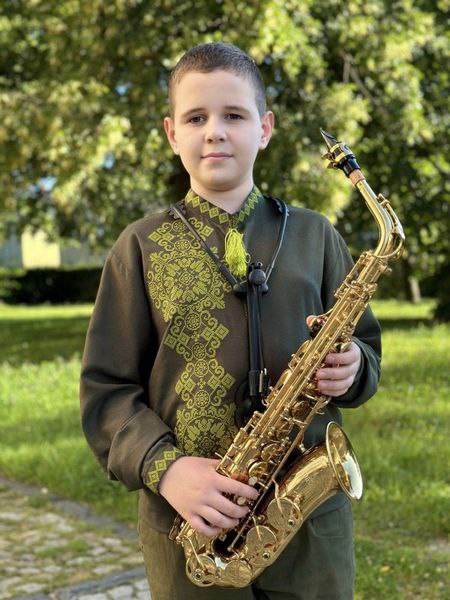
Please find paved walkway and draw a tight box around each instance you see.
[0,478,151,600]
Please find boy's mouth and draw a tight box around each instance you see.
[202,152,232,159]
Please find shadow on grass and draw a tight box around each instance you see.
[0,313,436,365]
[0,316,90,364]
[380,354,449,381]
[377,317,434,331]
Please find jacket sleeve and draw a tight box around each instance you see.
[79,226,183,492]
[321,224,382,408]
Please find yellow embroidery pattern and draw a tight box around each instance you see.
[185,186,261,229]
[145,447,183,493]
[147,216,238,460]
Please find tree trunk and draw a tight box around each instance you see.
[402,257,422,303]
[408,276,422,304]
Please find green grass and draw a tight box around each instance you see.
[369,297,435,321]
[345,319,449,599]
[0,300,448,598]
[0,303,93,364]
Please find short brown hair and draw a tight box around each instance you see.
[168,42,266,117]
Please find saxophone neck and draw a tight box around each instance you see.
[355,179,405,259]
[320,129,405,261]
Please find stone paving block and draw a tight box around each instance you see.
[0,482,146,600]
[13,582,45,594]
[107,585,134,599]
[134,580,150,592]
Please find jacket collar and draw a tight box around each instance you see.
[184,185,263,229]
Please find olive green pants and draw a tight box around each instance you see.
[138,503,355,600]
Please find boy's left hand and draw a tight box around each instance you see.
[315,342,361,397]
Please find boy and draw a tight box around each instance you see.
[80,42,381,599]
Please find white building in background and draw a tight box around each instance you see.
[0,229,107,269]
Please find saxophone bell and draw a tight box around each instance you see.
[325,422,363,501]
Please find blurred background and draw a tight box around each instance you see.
[0,1,448,598]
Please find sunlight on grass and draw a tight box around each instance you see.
[370,298,435,320]
[0,304,94,319]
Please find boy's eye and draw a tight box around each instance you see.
[187,113,243,124]
[188,115,205,124]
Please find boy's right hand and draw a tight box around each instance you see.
[158,456,259,537]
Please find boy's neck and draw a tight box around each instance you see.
[190,179,254,215]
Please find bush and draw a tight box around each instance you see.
[433,261,450,322]
[0,268,24,302]
[0,266,102,304]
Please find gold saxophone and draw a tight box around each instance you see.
[169,130,405,588]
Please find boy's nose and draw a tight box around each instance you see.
[205,118,227,142]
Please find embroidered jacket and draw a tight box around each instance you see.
[80,186,381,532]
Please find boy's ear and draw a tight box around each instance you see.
[163,117,179,155]
[259,111,275,150]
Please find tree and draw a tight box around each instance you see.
[327,0,449,308]
[0,1,448,315]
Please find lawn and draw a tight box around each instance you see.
[0,299,448,599]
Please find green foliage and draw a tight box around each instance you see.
[0,1,448,310]
[0,266,101,304]
[0,300,448,597]
[0,267,24,300]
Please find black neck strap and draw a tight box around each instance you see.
[169,195,289,427]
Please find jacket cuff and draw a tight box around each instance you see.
[142,444,184,494]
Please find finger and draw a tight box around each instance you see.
[212,493,250,519]
[200,506,240,531]
[326,342,361,365]
[319,386,350,397]
[306,314,316,327]
[324,350,357,366]
[189,515,222,538]
[316,365,355,381]
[317,377,353,394]
[217,475,259,500]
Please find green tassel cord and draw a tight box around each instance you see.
[224,228,249,279]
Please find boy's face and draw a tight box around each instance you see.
[164,69,274,198]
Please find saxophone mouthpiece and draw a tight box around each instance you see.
[320,128,338,150]
[320,128,362,182]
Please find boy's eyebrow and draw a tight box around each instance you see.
[180,105,252,119]
[223,105,251,115]
[180,108,204,119]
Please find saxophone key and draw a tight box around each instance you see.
[222,558,253,587]
[291,417,308,428]
[266,496,303,531]
[261,443,282,462]
[245,525,278,567]
[333,338,351,353]
[248,461,270,480]
[272,419,291,436]
[185,554,217,587]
